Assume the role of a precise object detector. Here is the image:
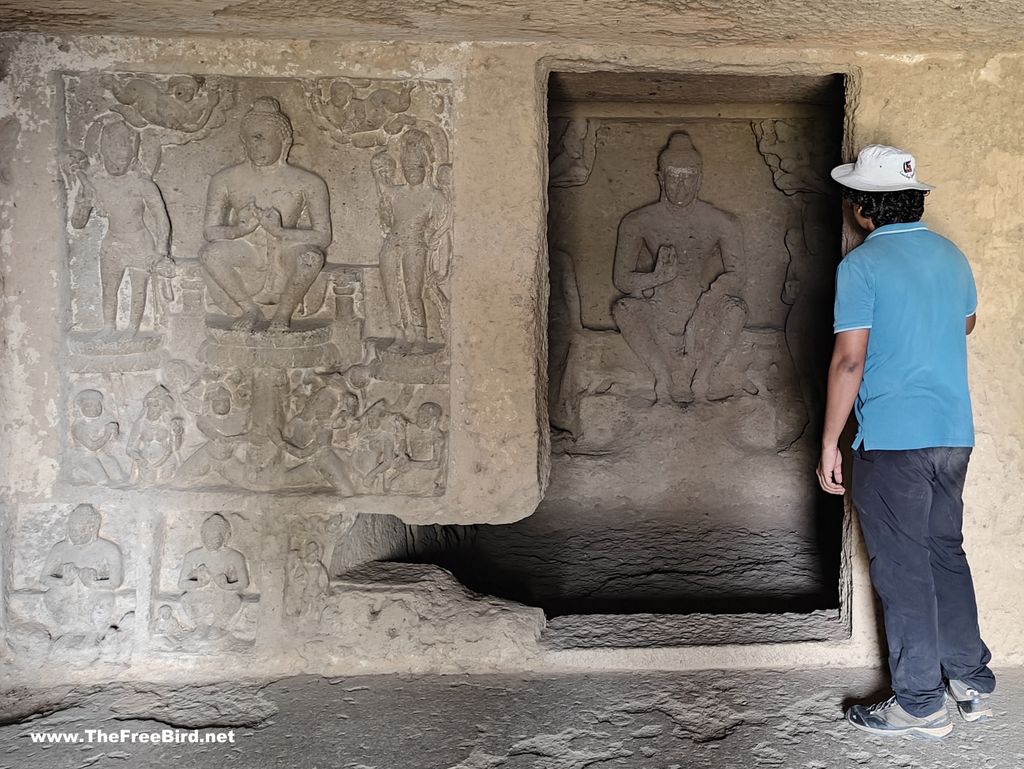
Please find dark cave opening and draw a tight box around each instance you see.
[405,70,849,643]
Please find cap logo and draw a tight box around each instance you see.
[901,160,914,178]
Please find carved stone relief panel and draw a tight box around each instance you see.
[5,503,136,663]
[549,118,597,188]
[58,73,453,497]
[753,118,842,424]
[151,511,261,653]
[548,122,810,450]
[282,512,411,645]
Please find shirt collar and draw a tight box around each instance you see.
[865,221,929,240]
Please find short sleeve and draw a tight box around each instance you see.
[834,257,874,333]
[965,263,978,317]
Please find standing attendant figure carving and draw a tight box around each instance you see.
[371,130,448,346]
[65,115,173,340]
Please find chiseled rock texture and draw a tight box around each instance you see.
[309,562,546,670]
[6,0,1024,51]
[3,667,1024,768]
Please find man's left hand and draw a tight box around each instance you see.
[817,444,845,495]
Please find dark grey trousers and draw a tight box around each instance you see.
[853,446,996,717]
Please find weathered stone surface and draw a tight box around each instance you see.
[543,609,845,649]
[0,680,276,727]
[4,667,1024,768]
[5,1,1024,52]
[1,35,547,531]
[314,562,545,669]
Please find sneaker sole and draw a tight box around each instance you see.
[847,712,954,739]
[946,693,994,723]
[958,706,993,723]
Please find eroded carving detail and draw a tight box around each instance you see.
[753,119,840,424]
[0,116,20,185]
[308,78,415,148]
[127,385,185,483]
[7,504,135,661]
[70,388,128,485]
[152,513,258,652]
[177,378,252,484]
[104,74,231,138]
[549,118,597,188]
[285,540,330,622]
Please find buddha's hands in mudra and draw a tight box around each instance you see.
[256,206,284,238]
[652,244,679,285]
[235,203,261,237]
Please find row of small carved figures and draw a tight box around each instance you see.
[34,504,355,644]
[69,383,447,493]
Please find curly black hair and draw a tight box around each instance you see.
[841,188,928,228]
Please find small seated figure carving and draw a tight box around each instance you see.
[178,384,250,483]
[612,132,748,404]
[177,513,250,636]
[280,388,360,494]
[389,401,447,493]
[40,503,124,591]
[200,97,332,332]
[152,603,189,647]
[70,389,127,485]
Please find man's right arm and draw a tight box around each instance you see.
[818,328,869,495]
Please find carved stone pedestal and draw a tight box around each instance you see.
[68,331,163,373]
[198,318,342,371]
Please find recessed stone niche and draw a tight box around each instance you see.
[407,70,849,647]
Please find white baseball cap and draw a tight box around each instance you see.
[831,144,934,192]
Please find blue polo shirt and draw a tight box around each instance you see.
[833,221,977,450]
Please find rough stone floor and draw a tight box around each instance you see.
[1,666,1021,769]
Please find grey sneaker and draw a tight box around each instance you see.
[946,679,993,722]
[846,695,953,739]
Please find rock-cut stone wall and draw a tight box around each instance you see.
[2,32,1024,685]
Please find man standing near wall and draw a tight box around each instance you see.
[817,145,995,739]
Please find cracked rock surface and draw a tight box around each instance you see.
[2,666,1022,768]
